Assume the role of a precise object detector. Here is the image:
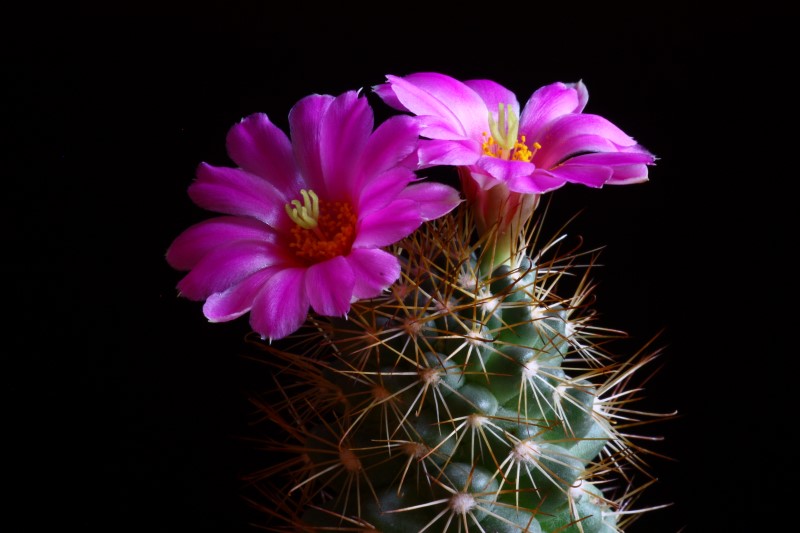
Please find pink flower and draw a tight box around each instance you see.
[166,91,461,341]
[374,73,656,268]
[374,72,655,195]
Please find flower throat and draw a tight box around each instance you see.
[482,103,539,162]
[285,189,357,263]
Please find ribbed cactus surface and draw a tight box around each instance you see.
[249,207,662,532]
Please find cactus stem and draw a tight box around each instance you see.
[241,205,674,531]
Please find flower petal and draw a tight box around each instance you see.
[373,81,403,110]
[475,156,537,184]
[535,134,619,169]
[176,240,284,300]
[358,114,421,183]
[347,248,401,299]
[397,181,462,220]
[305,256,355,316]
[188,163,290,229]
[566,151,656,167]
[533,114,643,170]
[225,113,302,195]
[506,170,568,194]
[202,266,281,322]
[549,163,614,188]
[166,216,273,271]
[319,91,373,200]
[381,73,488,138]
[570,80,589,112]
[249,266,310,341]
[460,166,503,190]
[354,199,424,248]
[605,164,651,185]
[464,79,520,117]
[566,152,655,184]
[357,167,416,217]
[288,93,334,192]
[415,116,475,141]
[417,139,482,167]
[542,113,639,149]
[518,82,583,138]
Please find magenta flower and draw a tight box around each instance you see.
[374,72,655,194]
[166,90,461,341]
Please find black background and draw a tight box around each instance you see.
[5,7,788,532]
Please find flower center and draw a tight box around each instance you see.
[482,103,540,162]
[284,189,357,263]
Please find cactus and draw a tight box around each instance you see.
[243,203,669,532]
[166,74,671,532]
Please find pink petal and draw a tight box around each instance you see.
[396,181,462,220]
[417,139,482,167]
[305,256,355,316]
[549,163,614,188]
[570,80,589,112]
[382,73,488,138]
[475,156,537,184]
[464,79,520,117]
[347,248,401,299]
[176,240,284,300]
[417,116,475,141]
[225,113,302,195]
[189,163,290,230]
[166,216,273,270]
[566,152,655,184]
[566,151,656,167]
[461,166,504,190]
[288,93,334,192]
[202,266,282,322]
[518,82,582,138]
[541,114,639,149]
[373,81,403,110]
[535,134,619,169]
[353,199,424,248]
[506,170,568,194]
[358,115,421,182]
[606,164,651,185]
[357,167,415,217]
[319,91,373,201]
[249,267,310,341]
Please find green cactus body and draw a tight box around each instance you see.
[249,207,665,532]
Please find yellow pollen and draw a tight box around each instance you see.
[481,103,539,163]
[286,189,357,263]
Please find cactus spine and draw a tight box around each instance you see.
[246,204,667,532]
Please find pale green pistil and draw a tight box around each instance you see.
[482,103,536,162]
[285,189,320,229]
[489,103,519,152]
